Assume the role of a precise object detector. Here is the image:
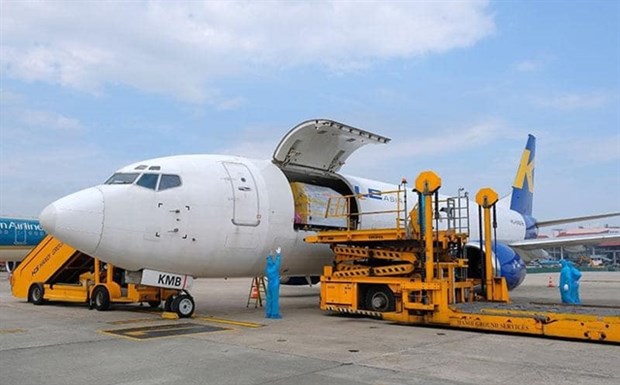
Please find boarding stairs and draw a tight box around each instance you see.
[10,235,95,300]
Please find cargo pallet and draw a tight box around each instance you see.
[306,171,620,344]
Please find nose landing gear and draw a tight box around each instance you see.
[164,291,195,318]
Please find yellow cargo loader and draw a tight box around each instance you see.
[10,235,187,317]
[307,171,620,344]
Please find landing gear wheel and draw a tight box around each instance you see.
[28,283,45,305]
[171,294,195,318]
[92,286,111,311]
[148,301,161,309]
[164,296,176,312]
[6,261,19,273]
[365,285,395,312]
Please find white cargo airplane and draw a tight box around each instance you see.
[39,119,620,309]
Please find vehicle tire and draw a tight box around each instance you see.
[148,300,161,309]
[28,283,45,305]
[364,285,395,312]
[164,295,176,312]
[171,294,195,318]
[92,286,111,311]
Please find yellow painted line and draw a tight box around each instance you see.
[0,328,26,334]
[98,330,144,342]
[195,315,263,328]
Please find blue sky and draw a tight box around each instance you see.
[1,0,619,231]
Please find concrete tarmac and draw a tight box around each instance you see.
[1,271,619,385]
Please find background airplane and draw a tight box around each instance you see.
[0,217,47,272]
[38,119,620,294]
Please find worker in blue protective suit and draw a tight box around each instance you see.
[569,261,582,304]
[265,247,282,319]
[559,259,581,305]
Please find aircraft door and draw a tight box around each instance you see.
[15,223,26,244]
[223,162,260,226]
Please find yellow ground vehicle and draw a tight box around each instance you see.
[10,236,191,317]
[306,171,620,343]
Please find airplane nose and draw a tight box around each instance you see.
[39,187,104,255]
[39,204,57,234]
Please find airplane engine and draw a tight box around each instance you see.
[464,242,527,290]
[280,276,320,286]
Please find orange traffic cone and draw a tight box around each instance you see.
[251,286,258,299]
[548,276,554,288]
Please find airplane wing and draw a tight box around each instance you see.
[273,119,390,175]
[536,212,620,227]
[509,233,620,251]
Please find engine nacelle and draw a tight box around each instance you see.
[464,242,527,291]
[280,276,320,286]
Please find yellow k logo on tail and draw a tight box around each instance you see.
[513,149,534,193]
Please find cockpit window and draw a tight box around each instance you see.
[159,174,182,191]
[136,173,160,190]
[105,173,140,185]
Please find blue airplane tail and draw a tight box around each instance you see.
[510,134,536,216]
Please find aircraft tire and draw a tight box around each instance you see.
[364,285,395,312]
[172,294,195,318]
[92,286,111,311]
[28,283,45,305]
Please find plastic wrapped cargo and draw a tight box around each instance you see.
[290,182,347,228]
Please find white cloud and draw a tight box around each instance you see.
[357,119,506,161]
[515,54,552,72]
[0,91,107,215]
[0,90,86,136]
[533,91,611,110]
[516,60,543,72]
[545,134,620,165]
[340,119,517,182]
[220,123,282,159]
[21,109,85,134]
[215,96,247,111]
[0,1,495,103]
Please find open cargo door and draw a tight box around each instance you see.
[273,119,390,175]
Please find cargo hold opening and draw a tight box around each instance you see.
[280,169,359,231]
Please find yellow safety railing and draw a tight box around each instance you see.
[325,187,409,232]
[324,186,469,236]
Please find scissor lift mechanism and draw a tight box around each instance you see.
[305,171,619,344]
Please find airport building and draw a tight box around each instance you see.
[545,226,620,267]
